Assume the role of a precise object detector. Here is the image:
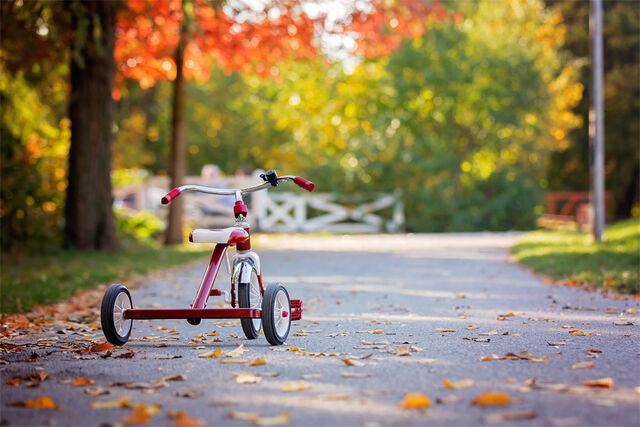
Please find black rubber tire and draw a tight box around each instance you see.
[101,284,133,346]
[261,283,291,345]
[239,269,262,339]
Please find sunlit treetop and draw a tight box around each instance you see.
[114,0,449,98]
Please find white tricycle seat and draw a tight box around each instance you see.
[189,227,249,244]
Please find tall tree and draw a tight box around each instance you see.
[65,0,120,250]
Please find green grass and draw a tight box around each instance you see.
[512,218,640,293]
[1,243,211,314]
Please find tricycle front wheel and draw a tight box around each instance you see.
[101,284,133,346]
[261,283,291,345]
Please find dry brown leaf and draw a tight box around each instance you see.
[60,377,95,386]
[228,411,291,426]
[198,349,222,359]
[317,393,350,400]
[122,403,161,425]
[398,392,431,409]
[256,372,280,377]
[479,330,499,336]
[10,396,57,410]
[582,378,614,389]
[503,352,549,363]
[613,320,633,326]
[233,373,262,384]
[436,328,456,333]
[88,343,113,353]
[340,372,375,378]
[483,411,536,423]
[168,410,206,427]
[568,330,588,336]
[442,378,474,390]
[465,325,480,331]
[571,362,594,370]
[90,397,133,409]
[281,381,310,392]
[392,346,412,356]
[300,374,322,380]
[174,389,203,398]
[163,374,186,382]
[341,358,365,367]
[471,392,510,406]
[225,345,246,358]
[248,357,267,366]
[6,378,23,386]
[85,387,110,396]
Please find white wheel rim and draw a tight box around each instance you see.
[113,292,132,337]
[273,289,290,337]
[249,273,262,331]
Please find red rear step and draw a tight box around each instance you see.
[290,299,303,321]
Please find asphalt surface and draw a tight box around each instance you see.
[1,233,639,427]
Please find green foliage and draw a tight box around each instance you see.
[512,218,640,293]
[0,243,210,314]
[115,209,165,244]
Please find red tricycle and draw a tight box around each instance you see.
[100,170,314,346]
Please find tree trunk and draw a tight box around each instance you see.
[164,26,187,245]
[65,0,119,251]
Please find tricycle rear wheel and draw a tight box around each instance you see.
[239,269,262,339]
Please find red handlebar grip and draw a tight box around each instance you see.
[161,188,181,205]
[293,176,315,192]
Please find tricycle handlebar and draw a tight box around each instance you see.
[161,174,314,205]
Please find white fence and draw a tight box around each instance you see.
[114,173,404,233]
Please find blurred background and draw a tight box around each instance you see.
[0,0,638,253]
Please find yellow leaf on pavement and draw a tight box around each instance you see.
[11,396,57,410]
[198,350,222,358]
[90,397,133,409]
[233,373,262,384]
[471,392,510,406]
[341,358,365,367]
[122,403,161,425]
[168,410,206,427]
[443,378,474,390]
[398,392,431,409]
[248,357,267,366]
[571,362,594,370]
[436,329,456,333]
[582,378,614,388]
[465,325,480,331]
[225,344,246,358]
[60,377,95,386]
[281,381,310,392]
[220,359,248,364]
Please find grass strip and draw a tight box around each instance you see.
[511,218,639,293]
[1,243,210,314]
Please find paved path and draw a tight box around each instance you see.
[1,234,639,427]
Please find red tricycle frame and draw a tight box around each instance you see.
[100,170,313,346]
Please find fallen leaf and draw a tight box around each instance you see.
[409,345,423,352]
[6,378,24,386]
[479,330,499,336]
[198,349,222,358]
[398,392,431,409]
[483,411,536,423]
[85,387,110,396]
[436,328,456,333]
[569,330,588,336]
[173,389,203,398]
[10,396,57,410]
[281,381,310,392]
[547,341,566,346]
[547,416,583,427]
[471,392,510,406]
[503,351,549,363]
[572,362,594,370]
[168,410,206,427]
[391,346,412,356]
[613,320,633,326]
[256,372,280,377]
[248,357,267,366]
[59,377,95,386]
[340,372,375,378]
[465,325,480,331]
[226,345,246,358]
[582,378,614,389]
[122,403,161,425]
[442,378,474,390]
[90,398,133,409]
[163,374,186,382]
[88,343,113,353]
[233,373,262,384]
[228,411,291,426]
[317,393,350,400]
[300,374,322,380]
[342,358,365,367]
